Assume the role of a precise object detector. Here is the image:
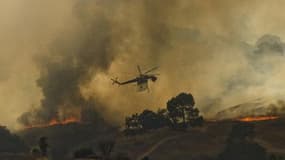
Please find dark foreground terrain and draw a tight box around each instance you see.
[0,118,284,160]
[115,118,285,160]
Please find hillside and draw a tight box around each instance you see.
[0,126,28,153]
[216,97,285,119]
[0,118,283,160]
[117,119,285,160]
[18,122,117,160]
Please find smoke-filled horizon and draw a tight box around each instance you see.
[2,0,285,130]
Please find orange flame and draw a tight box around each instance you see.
[25,117,81,129]
[238,116,279,122]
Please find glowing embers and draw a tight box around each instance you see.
[238,116,279,122]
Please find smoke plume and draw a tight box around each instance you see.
[2,0,285,129]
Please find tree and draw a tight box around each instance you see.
[38,136,49,157]
[167,96,184,126]
[138,110,160,130]
[186,107,204,127]
[156,108,171,127]
[125,113,141,130]
[124,113,144,136]
[138,109,169,130]
[167,92,195,128]
[124,92,203,133]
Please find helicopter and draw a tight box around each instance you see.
[111,65,159,92]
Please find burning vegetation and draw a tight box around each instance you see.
[237,115,279,122]
[19,105,104,129]
[24,117,81,129]
[216,97,285,123]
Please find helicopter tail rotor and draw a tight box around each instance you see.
[111,77,120,85]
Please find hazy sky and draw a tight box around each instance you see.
[2,0,285,130]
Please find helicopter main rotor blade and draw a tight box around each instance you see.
[137,65,142,75]
[144,66,159,74]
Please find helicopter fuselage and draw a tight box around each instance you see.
[136,75,157,85]
[137,75,148,85]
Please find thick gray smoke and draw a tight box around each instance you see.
[18,1,117,125]
[212,34,285,118]
[0,0,284,129]
[20,0,285,125]
[17,0,176,125]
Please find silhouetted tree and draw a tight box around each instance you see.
[167,92,196,128]
[186,107,204,127]
[124,113,145,136]
[138,109,170,130]
[124,92,203,133]
[39,136,49,157]
[125,113,142,130]
[156,108,172,127]
[186,107,199,120]
[138,110,160,130]
[125,108,171,135]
